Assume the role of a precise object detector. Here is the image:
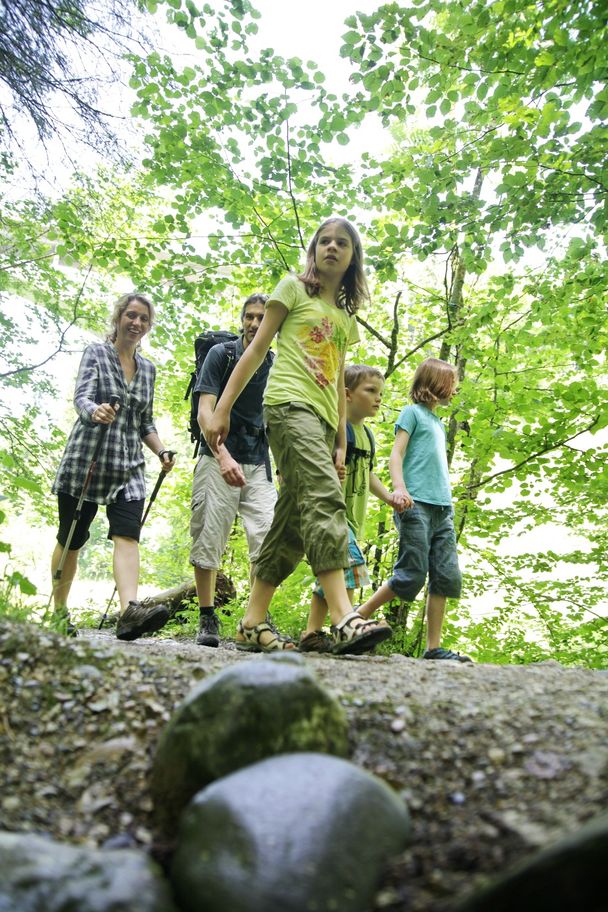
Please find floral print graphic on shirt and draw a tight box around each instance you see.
[298,317,348,389]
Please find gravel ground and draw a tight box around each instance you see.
[1,618,607,911]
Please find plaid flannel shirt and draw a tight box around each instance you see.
[52,342,157,505]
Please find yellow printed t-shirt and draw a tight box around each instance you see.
[264,274,360,430]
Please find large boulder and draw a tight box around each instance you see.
[171,751,411,912]
[151,654,349,835]
[0,831,177,912]
[455,810,608,912]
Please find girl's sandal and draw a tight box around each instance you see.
[236,620,295,653]
[331,611,393,656]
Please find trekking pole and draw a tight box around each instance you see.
[48,395,121,610]
[98,450,176,629]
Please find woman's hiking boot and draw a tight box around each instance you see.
[195,608,221,647]
[51,607,78,638]
[116,600,169,641]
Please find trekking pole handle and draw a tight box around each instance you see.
[158,449,177,462]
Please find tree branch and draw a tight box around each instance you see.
[0,261,92,379]
[388,327,451,377]
[385,291,402,375]
[355,314,391,348]
[466,417,601,492]
[284,110,305,252]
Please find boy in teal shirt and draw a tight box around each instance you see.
[300,364,403,652]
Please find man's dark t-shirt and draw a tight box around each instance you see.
[194,335,272,465]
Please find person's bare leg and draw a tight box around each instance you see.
[242,577,275,625]
[305,592,328,636]
[51,542,79,611]
[238,577,295,648]
[194,566,217,607]
[425,593,446,651]
[112,536,140,612]
[356,581,396,620]
[304,587,355,637]
[317,568,369,627]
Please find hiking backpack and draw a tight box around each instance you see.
[345,421,375,471]
[184,330,239,457]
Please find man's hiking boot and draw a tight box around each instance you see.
[423,647,473,664]
[195,609,221,647]
[116,600,169,641]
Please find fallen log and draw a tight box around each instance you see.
[140,573,236,619]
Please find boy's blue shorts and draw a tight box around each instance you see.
[312,527,371,597]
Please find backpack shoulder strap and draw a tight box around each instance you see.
[345,421,355,464]
[364,424,375,469]
[345,421,375,470]
[218,340,238,387]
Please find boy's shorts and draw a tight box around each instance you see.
[312,527,371,598]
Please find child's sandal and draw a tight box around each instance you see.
[298,630,334,654]
[331,611,392,656]
[236,620,295,653]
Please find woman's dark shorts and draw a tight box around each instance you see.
[57,492,144,550]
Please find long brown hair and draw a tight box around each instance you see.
[298,217,369,315]
[410,358,457,405]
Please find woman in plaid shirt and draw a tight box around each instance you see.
[51,293,175,640]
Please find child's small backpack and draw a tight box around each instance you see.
[184,330,238,457]
[345,421,375,471]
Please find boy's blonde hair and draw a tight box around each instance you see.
[345,364,384,391]
[410,358,457,405]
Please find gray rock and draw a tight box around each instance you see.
[152,657,349,835]
[171,751,411,912]
[0,831,176,912]
[455,810,608,911]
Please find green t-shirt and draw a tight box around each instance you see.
[344,423,373,538]
[264,274,360,430]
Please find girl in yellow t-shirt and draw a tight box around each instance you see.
[206,217,392,656]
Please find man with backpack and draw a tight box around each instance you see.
[189,293,276,647]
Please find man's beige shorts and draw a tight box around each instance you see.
[189,456,277,570]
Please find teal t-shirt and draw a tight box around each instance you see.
[395,403,452,506]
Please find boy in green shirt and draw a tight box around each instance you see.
[300,364,403,652]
